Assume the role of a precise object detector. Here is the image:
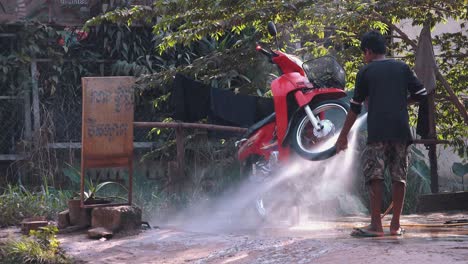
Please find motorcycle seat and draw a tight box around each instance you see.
[243,112,276,138]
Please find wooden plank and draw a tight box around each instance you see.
[81,76,135,208]
[81,77,135,160]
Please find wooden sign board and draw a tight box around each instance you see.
[81,76,135,207]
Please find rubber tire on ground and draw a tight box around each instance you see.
[290,100,349,161]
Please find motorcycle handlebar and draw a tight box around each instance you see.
[256,45,278,58]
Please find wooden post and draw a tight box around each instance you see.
[48,0,52,23]
[31,60,40,144]
[23,91,32,141]
[429,145,438,193]
[175,126,185,194]
[428,92,439,193]
[128,157,133,205]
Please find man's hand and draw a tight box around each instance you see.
[335,106,358,153]
[335,135,348,153]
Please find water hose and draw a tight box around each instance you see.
[381,202,394,219]
[379,201,468,228]
[381,222,468,228]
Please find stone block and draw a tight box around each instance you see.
[58,210,70,229]
[20,217,48,235]
[68,199,92,227]
[91,206,142,232]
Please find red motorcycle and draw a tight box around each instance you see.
[236,22,349,223]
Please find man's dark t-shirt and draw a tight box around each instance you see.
[351,59,425,144]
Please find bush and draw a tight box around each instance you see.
[0,185,72,227]
[0,225,71,264]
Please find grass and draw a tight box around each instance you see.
[0,226,71,264]
[0,184,73,227]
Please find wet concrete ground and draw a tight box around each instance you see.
[55,212,468,264]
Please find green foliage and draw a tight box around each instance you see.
[0,20,169,99]
[452,162,467,178]
[62,163,128,201]
[0,225,70,264]
[87,0,467,155]
[0,185,72,227]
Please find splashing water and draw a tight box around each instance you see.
[159,114,369,232]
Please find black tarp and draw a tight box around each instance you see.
[171,73,274,129]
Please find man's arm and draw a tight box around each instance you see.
[336,110,358,152]
[335,67,367,152]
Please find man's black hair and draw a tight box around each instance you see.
[360,31,386,54]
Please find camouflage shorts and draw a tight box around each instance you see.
[362,142,408,185]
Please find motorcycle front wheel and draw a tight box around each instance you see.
[290,100,349,161]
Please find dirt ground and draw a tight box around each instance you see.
[53,212,467,264]
[1,212,466,264]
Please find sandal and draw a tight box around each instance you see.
[350,228,384,237]
[390,227,405,236]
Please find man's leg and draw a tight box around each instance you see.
[390,181,406,234]
[355,142,385,236]
[351,179,384,236]
[389,143,408,235]
[369,180,384,233]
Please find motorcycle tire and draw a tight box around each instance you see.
[290,99,349,161]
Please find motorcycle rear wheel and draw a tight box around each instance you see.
[290,100,349,161]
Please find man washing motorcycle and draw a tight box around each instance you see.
[335,31,427,237]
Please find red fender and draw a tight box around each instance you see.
[270,72,307,160]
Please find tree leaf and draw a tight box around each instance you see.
[452,162,468,177]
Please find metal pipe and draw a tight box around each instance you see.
[134,122,248,133]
